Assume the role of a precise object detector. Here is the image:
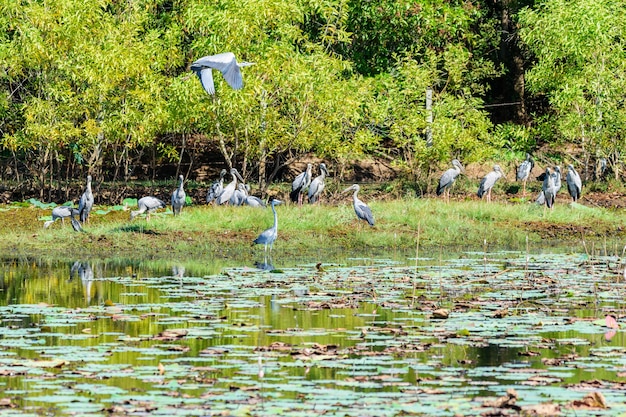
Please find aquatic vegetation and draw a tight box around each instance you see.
[0,250,625,415]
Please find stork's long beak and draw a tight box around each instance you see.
[342,186,354,193]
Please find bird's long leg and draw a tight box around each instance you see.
[487,189,492,203]
[522,180,527,197]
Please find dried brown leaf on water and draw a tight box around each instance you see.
[520,402,561,416]
[158,362,165,376]
[493,308,508,318]
[568,391,608,409]
[0,398,16,408]
[432,309,449,319]
[153,329,188,340]
[255,341,292,352]
[481,388,519,409]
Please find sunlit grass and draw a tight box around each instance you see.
[2,195,625,261]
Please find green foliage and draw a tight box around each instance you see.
[518,0,626,172]
[3,0,594,188]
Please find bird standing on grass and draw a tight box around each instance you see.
[343,184,375,227]
[437,159,464,202]
[253,199,283,254]
[516,154,534,197]
[308,163,329,204]
[566,164,582,202]
[191,52,254,95]
[206,169,227,204]
[542,167,557,210]
[171,175,186,216]
[130,197,167,221]
[44,206,83,232]
[290,163,313,206]
[477,165,504,202]
[217,168,245,205]
[78,175,94,224]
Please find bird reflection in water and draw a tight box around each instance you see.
[255,260,275,271]
[69,261,95,304]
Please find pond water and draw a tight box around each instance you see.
[1,246,626,416]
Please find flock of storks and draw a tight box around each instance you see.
[40,52,585,255]
[436,154,583,209]
[42,162,371,255]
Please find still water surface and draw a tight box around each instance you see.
[0,247,625,416]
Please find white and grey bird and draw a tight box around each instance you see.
[308,163,329,204]
[44,206,82,231]
[477,165,504,202]
[436,159,464,201]
[553,166,562,195]
[217,168,245,205]
[252,199,283,254]
[343,184,375,227]
[206,169,227,204]
[239,184,266,207]
[516,153,534,197]
[245,194,266,208]
[542,167,557,209]
[290,163,313,206]
[171,175,186,216]
[566,164,582,202]
[78,175,94,224]
[130,196,167,221]
[230,183,248,206]
[191,52,254,95]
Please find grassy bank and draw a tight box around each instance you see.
[2,197,625,262]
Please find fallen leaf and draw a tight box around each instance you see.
[432,309,449,319]
[569,392,608,410]
[521,402,561,416]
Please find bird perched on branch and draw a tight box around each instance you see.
[437,159,464,202]
[130,197,167,221]
[171,175,186,216]
[191,52,254,95]
[477,165,504,202]
[343,184,375,227]
[78,175,94,224]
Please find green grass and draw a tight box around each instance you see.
[1,197,624,262]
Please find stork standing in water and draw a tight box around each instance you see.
[343,184,375,227]
[253,199,283,256]
[171,175,186,216]
[436,159,464,202]
[477,165,505,202]
[78,175,94,224]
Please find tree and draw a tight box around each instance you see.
[518,0,626,179]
